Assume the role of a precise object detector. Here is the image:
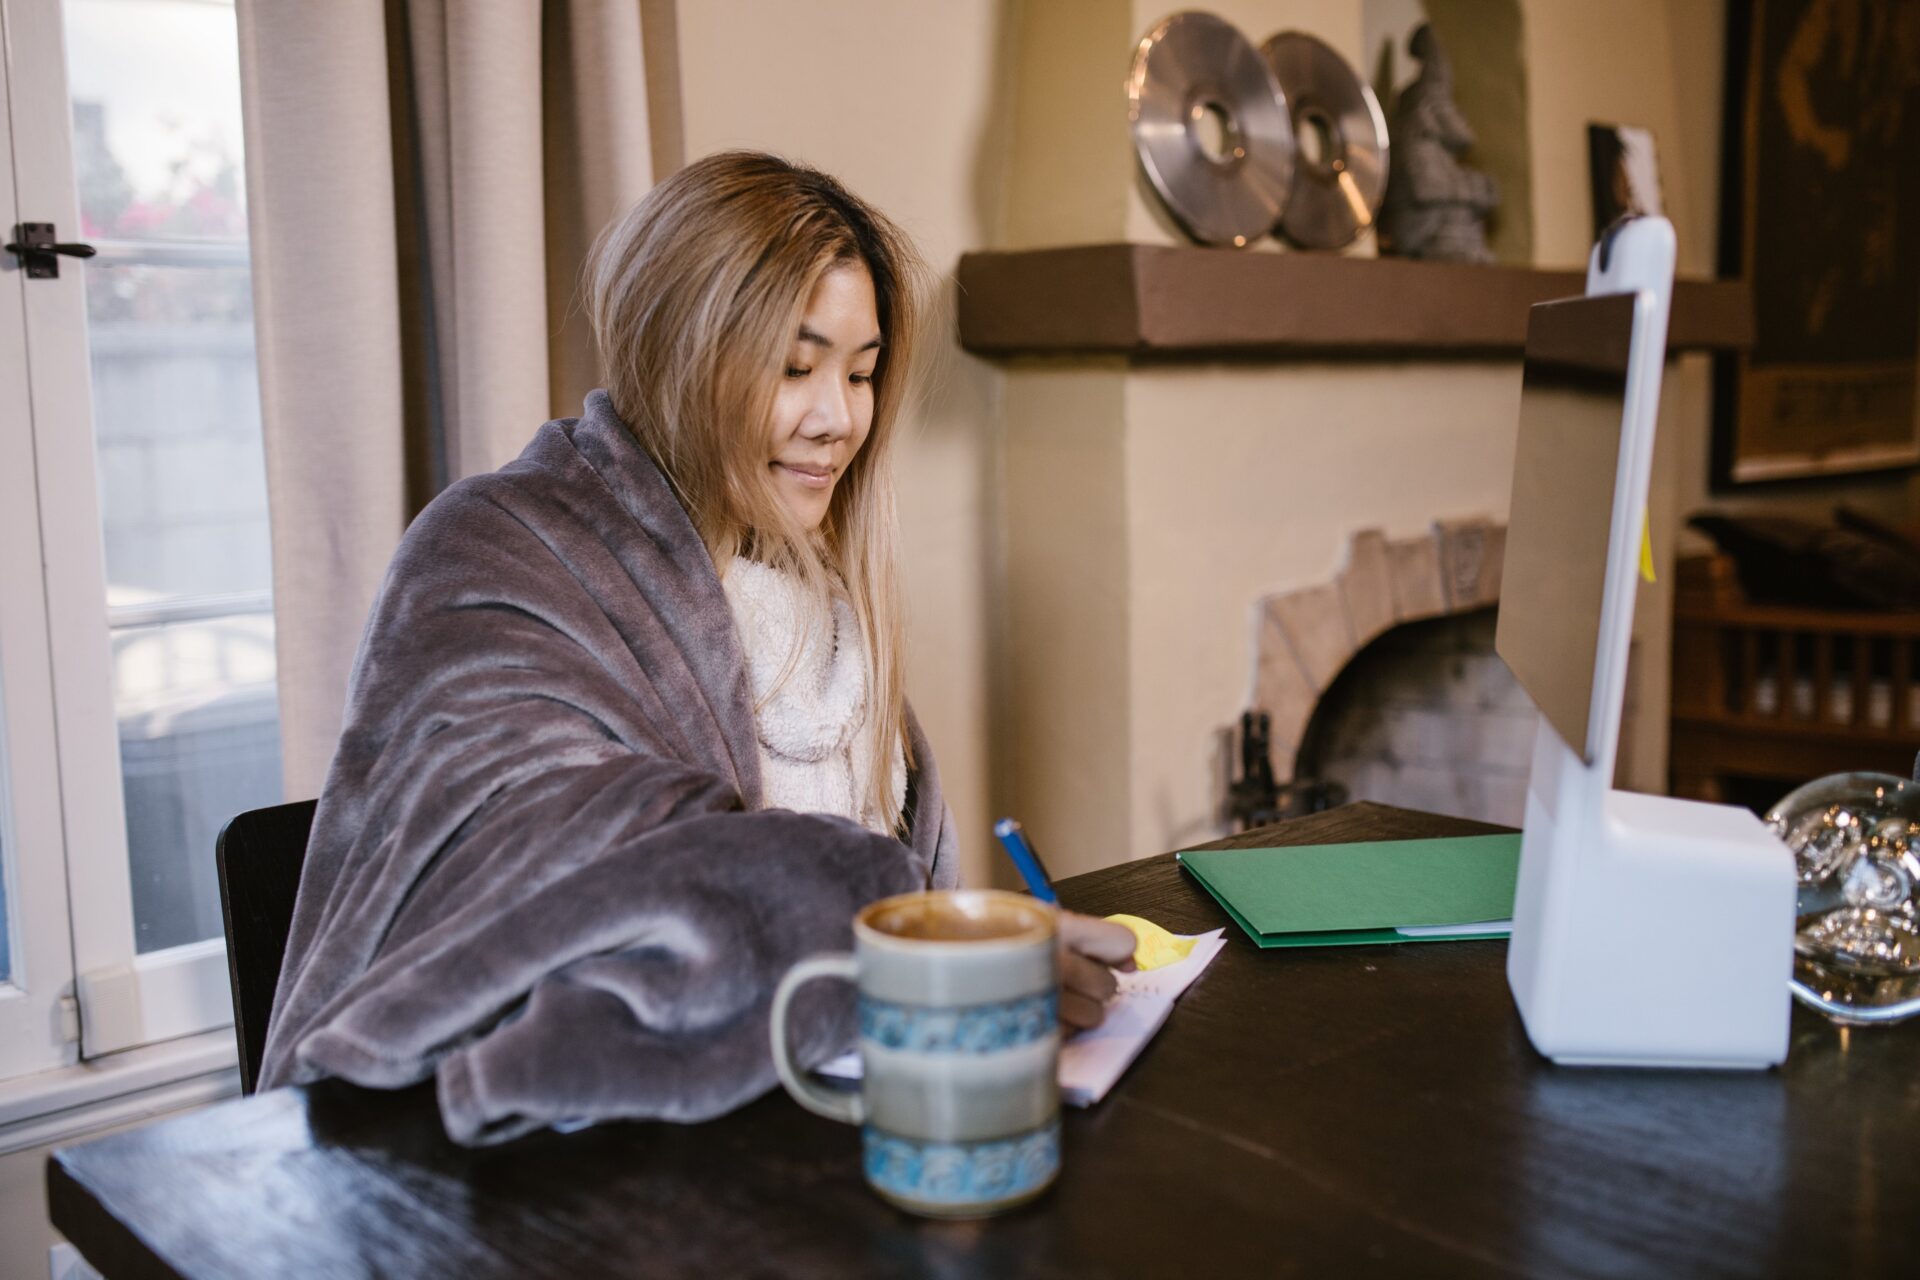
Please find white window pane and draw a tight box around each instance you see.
[117,615,280,952]
[90,262,268,602]
[66,0,249,244]
[67,0,282,954]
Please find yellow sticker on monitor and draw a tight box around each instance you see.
[1104,913,1199,970]
[1639,511,1656,584]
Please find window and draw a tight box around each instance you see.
[69,0,282,957]
[1,0,277,1082]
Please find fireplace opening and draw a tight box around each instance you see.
[1235,519,1640,835]
[1293,608,1538,827]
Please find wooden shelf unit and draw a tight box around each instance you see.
[1670,584,1920,801]
[956,243,1754,360]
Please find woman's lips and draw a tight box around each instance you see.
[775,461,835,489]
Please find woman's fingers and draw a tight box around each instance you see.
[1054,911,1139,1030]
[1059,986,1108,1031]
[1058,912,1138,970]
[1060,946,1119,1008]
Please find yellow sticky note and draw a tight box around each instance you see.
[1104,913,1198,971]
[1639,511,1656,584]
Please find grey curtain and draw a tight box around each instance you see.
[236,0,682,797]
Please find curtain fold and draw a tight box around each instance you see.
[237,0,676,798]
[544,0,659,416]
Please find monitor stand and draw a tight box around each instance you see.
[1507,727,1796,1067]
[1502,218,1796,1069]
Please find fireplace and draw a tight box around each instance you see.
[1293,609,1533,827]
[1249,518,1646,829]
[1252,520,1506,777]
[1252,519,1530,827]
[977,252,1736,878]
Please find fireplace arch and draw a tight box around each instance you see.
[1252,517,1509,786]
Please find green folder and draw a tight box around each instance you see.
[1175,834,1522,948]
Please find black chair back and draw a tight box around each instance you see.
[215,799,317,1093]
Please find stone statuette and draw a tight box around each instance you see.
[1380,24,1499,263]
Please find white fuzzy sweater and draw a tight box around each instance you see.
[722,558,904,836]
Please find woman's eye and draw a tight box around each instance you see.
[785,366,810,379]
[849,373,872,386]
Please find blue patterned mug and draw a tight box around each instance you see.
[770,889,1060,1218]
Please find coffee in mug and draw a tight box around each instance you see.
[770,889,1060,1217]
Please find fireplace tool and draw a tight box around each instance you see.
[1227,711,1347,831]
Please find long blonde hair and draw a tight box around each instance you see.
[584,151,926,831]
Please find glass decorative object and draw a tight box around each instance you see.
[1767,771,1920,1024]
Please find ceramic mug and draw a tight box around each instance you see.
[770,889,1061,1218]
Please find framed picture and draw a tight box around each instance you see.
[1713,0,1920,486]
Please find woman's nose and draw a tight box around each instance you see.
[803,381,855,441]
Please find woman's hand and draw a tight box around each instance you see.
[1057,912,1138,1031]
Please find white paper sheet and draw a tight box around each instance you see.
[1393,919,1512,938]
[815,928,1227,1107]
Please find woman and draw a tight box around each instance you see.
[258,151,1134,1144]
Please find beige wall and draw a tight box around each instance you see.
[676,0,1025,889]
[0,1138,60,1280]
[1001,363,1133,873]
[1000,0,1132,250]
[1525,0,1704,273]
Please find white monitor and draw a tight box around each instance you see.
[1496,216,1796,1069]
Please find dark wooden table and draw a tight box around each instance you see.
[50,803,1920,1278]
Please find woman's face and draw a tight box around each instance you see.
[767,263,880,532]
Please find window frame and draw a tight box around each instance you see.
[3,0,263,1072]
[0,0,79,1079]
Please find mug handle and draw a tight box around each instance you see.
[770,953,866,1125]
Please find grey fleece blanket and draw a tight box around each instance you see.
[259,390,959,1144]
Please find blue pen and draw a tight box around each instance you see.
[993,818,1058,905]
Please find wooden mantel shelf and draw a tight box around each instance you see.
[955,243,1752,359]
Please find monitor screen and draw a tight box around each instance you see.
[1494,292,1638,765]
